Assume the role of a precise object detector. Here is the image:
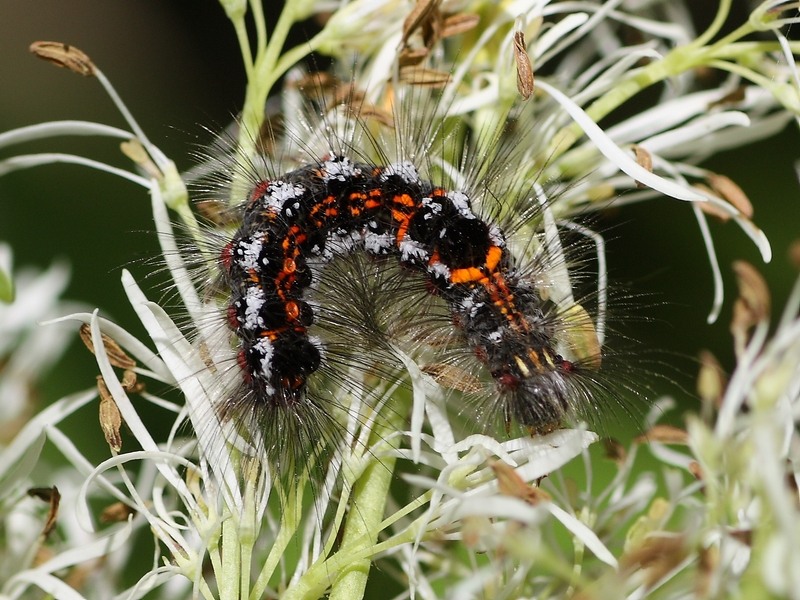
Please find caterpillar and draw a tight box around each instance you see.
[221,155,581,426]
[192,77,613,471]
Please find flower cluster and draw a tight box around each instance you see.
[0,1,798,599]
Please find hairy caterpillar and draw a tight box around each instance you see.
[190,75,617,470]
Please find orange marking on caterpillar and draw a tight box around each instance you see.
[282,227,307,251]
[449,245,504,284]
[285,301,300,322]
[392,193,416,208]
[483,273,529,332]
[485,245,503,272]
[450,267,487,285]
[260,327,288,341]
[364,188,383,210]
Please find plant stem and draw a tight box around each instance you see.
[250,477,305,600]
[219,516,241,600]
[327,409,405,600]
[278,405,406,600]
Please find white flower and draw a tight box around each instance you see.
[0,245,80,424]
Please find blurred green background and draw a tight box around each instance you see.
[0,1,247,427]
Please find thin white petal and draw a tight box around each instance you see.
[560,220,607,345]
[454,495,545,522]
[121,270,241,507]
[692,204,724,323]
[44,312,173,383]
[7,571,89,600]
[45,426,136,506]
[0,120,132,150]
[606,88,730,143]
[538,80,706,202]
[398,350,446,464]
[694,110,792,155]
[547,502,618,567]
[111,566,185,600]
[646,442,695,470]
[642,111,752,157]
[8,519,132,581]
[149,180,202,321]
[446,434,520,466]
[0,153,149,187]
[88,310,191,501]
[77,450,196,549]
[512,429,597,481]
[536,183,575,307]
[0,389,95,486]
[534,12,589,61]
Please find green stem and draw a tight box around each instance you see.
[690,0,732,48]
[238,0,297,135]
[705,20,756,54]
[708,59,779,91]
[711,40,800,58]
[233,17,255,79]
[327,411,405,600]
[220,0,253,77]
[278,406,407,600]
[249,477,306,600]
[229,3,327,207]
[248,0,267,54]
[379,488,434,531]
[238,473,260,600]
[269,32,327,93]
[281,525,421,600]
[219,515,241,600]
